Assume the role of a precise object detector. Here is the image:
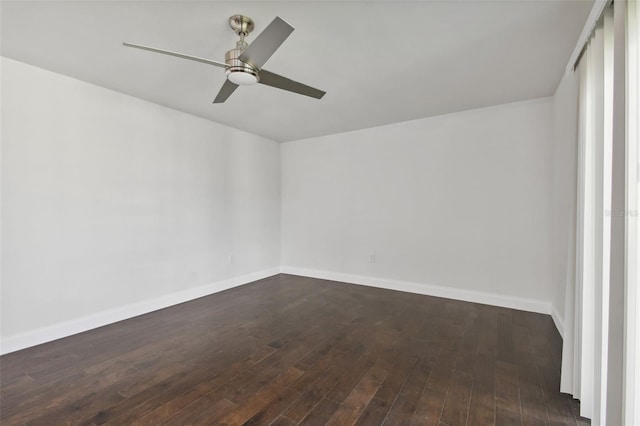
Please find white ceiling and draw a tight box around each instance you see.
[1,0,592,142]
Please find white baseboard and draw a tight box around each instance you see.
[1,266,564,355]
[0,267,280,355]
[281,266,553,316]
[551,304,565,338]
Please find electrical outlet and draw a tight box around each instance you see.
[369,254,376,263]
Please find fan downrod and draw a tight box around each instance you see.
[228,15,255,36]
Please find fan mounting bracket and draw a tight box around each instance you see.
[228,15,255,36]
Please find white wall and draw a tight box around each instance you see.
[0,58,281,351]
[551,72,580,333]
[281,98,555,312]
[1,57,567,352]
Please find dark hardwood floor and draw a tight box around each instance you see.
[0,274,589,425]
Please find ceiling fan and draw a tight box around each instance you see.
[123,15,326,103]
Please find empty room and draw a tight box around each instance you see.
[1,0,638,425]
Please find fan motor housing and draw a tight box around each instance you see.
[225,48,259,85]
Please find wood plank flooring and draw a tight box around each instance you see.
[0,274,589,425]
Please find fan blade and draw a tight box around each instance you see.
[123,42,227,68]
[238,17,294,69]
[213,80,239,103]
[259,70,325,99]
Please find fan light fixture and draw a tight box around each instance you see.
[123,14,325,103]
[227,70,259,85]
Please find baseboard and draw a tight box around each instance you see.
[0,267,280,355]
[281,266,553,316]
[550,304,565,338]
[1,266,563,355]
